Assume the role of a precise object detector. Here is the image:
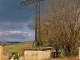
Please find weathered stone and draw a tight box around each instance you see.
[79,47,80,58]
[24,47,52,60]
[0,46,3,60]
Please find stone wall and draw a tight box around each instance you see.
[24,47,52,60]
[0,46,3,60]
[79,47,80,58]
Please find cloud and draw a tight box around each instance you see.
[0,0,35,31]
[0,18,35,31]
[0,31,34,42]
[0,22,28,31]
[0,0,36,41]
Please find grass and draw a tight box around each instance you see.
[3,43,32,53]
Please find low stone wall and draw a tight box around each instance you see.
[0,46,3,60]
[24,47,52,60]
[79,47,80,58]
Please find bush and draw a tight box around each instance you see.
[9,52,19,60]
[9,55,12,59]
[11,52,16,56]
[14,54,19,59]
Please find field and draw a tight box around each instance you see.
[3,42,32,53]
[3,42,64,57]
[3,43,80,60]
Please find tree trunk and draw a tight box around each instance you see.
[55,48,58,58]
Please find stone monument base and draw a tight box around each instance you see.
[24,47,52,60]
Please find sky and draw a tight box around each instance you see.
[0,0,44,42]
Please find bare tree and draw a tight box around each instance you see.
[41,0,80,56]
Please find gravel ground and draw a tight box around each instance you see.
[2,56,80,60]
[47,57,80,60]
[2,55,9,60]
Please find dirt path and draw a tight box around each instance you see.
[48,57,80,60]
[2,56,80,60]
[2,55,9,60]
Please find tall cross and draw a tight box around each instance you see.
[20,0,44,47]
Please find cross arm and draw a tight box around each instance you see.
[20,0,44,6]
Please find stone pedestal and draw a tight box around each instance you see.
[0,46,3,60]
[24,47,52,60]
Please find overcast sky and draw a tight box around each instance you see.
[0,0,45,42]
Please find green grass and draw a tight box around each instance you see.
[4,43,64,57]
[3,43,32,53]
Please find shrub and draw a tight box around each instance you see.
[9,52,19,60]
